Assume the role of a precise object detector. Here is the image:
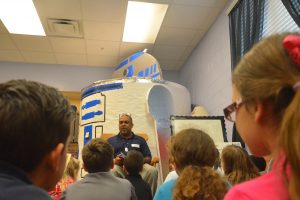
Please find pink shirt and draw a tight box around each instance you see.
[49,176,75,200]
[224,154,290,200]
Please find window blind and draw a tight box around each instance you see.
[263,0,300,37]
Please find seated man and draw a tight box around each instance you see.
[0,79,72,200]
[61,138,136,200]
[108,113,158,195]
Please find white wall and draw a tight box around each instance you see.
[0,61,114,91]
[161,70,179,83]
[178,4,233,141]
[0,61,179,91]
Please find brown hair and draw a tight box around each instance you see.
[233,33,300,199]
[82,138,114,173]
[124,150,144,175]
[221,145,259,185]
[173,166,228,200]
[169,128,217,173]
[0,79,72,172]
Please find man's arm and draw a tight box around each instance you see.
[139,137,152,164]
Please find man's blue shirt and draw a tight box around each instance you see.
[108,132,152,158]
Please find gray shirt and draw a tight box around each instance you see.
[61,171,137,200]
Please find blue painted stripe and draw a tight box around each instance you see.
[84,125,93,145]
[82,99,101,110]
[151,72,160,79]
[82,110,103,120]
[81,86,122,99]
[129,51,144,62]
[126,65,134,77]
[145,68,149,76]
[150,65,153,74]
[115,59,128,71]
[137,70,144,77]
[153,63,157,72]
[82,83,123,99]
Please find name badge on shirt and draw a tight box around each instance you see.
[131,144,140,148]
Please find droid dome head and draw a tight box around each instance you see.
[112,51,163,80]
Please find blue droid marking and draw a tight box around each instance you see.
[114,51,144,72]
[151,72,161,78]
[129,51,144,62]
[82,110,103,120]
[137,64,160,78]
[82,99,101,110]
[126,65,134,77]
[81,83,123,99]
[115,59,128,71]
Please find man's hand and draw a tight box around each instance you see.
[114,156,124,166]
[144,156,151,165]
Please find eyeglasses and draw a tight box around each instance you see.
[119,113,131,118]
[223,100,243,122]
[119,113,131,117]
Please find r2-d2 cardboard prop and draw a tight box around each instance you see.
[79,51,191,182]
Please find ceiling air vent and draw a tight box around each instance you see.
[47,19,83,38]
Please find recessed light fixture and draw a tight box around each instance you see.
[123,1,168,43]
[0,0,45,36]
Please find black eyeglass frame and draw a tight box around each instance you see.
[223,100,243,122]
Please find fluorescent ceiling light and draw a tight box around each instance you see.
[123,1,168,43]
[0,0,45,36]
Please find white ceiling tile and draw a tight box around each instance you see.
[190,30,205,46]
[0,35,18,50]
[34,0,82,20]
[84,21,123,41]
[86,40,120,56]
[163,5,218,29]
[152,44,186,61]
[87,55,118,67]
[202,7,223,29]
[135,0,172,3]
[0,50,24,62]
[55,53,87,65]
[172,0,227,7]
[120,42,154,57]
[21,52,56,64]
[81,0,127,23]
[0,20,8,34]
[50,37,86,54]
[156,27,196,45]
[11,35,52,52]
[0,0,225,70]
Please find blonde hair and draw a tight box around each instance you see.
[65,156,80,180]
[221,145,259,185]
[173,166,227,200]
[233,33,300,199]
[56,154,80,192]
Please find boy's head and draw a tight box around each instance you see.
[169,128,217,173]
[124,150,144,175]
[0,79,72,190]
[82,138,114,173]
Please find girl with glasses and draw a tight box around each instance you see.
[224,33,300,200]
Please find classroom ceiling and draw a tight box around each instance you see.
[0,0,227,71]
